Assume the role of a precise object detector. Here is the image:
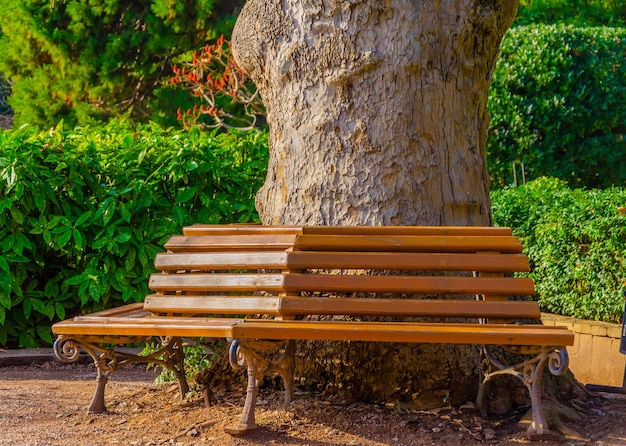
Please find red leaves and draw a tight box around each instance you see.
[170,35,263,130]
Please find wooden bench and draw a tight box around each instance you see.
[52,225,574,440]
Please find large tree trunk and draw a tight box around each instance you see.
[231,0,519,407]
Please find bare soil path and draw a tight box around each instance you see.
[0,361,625,446]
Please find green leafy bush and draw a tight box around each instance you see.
[515,0,626,27]
[488,25,626,189]
[0,121,268,347]
[492,177,626,324]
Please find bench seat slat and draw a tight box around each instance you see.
[284,274,535,296]
[293,235,523,253]
[286,252,530,272]
[155,252,289,271]
[300,226,513,236]
[233,320,575,346]
[143,295,541,319]
[53,317,573,346]
[164,234,298,252]
[53,317,240,338]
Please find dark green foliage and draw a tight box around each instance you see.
[0,0,244,128]
[492,177,626,324]
[487,25,626,189]
[0,121,268,347]
[0,75,10,116]
[515,0,626,27]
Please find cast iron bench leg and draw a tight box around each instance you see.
[477,345,569,440]
[225,339,296,435]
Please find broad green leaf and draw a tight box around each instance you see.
[113,233,132,244]
[11,206,24,225]
[0,290,11,310]
[173,206,186,225]
[57,230,73,248]
[19,332,37,349]
[0,256,9,273]
[75,211,92,227]
[92,237,109,250]
[66,274,86,286]
[73,229,84,250]
[55,302,66,320]
[89,280,102,301]
[37,326,53,344]
[95,197,116,225]
[23,297,32,319]
[175,187,197,204]
[119,202,131,223]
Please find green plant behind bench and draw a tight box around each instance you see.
[492,177,626,324]
[487,25,626,189]
[515,0,626,27]
[0,121,268,348]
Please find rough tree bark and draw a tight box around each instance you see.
[231,0,521,407]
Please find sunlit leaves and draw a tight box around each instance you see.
[0,121,268,347]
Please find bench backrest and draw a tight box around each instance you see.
[144,225,540,321]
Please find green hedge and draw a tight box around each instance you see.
[515,0,626,27]
[487,25,626,189]
[0,121,268,347]
[492,177,626,324]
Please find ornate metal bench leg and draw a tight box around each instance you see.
[88,358,110,413]
[522,349,569,441]
[54,336,115,413]
[225,339,297,436]
[476,344,569,441]
[53,335,193,415]
[225,339,264,435]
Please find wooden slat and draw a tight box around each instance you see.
[278,297,541,319]
[142,295,541,319]
[232,320,575,346]
[182,225,513,237]
[144,295,282,315]
[164,234,298,252]
[182,224,303,236]
[293,235,523,253]
[283,274,535,296]
[301,226,513,236]
[52,317,573,346]
[154,251,289,271]
[149,273,285,292]
[286,252,530,272]
[52,317,240,338]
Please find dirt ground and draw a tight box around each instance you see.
[0,361,625,446]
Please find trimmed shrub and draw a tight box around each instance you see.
[492,177,626,324]
[515,0,626,27]
[487,25,626,189]
[0,121,268,347]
